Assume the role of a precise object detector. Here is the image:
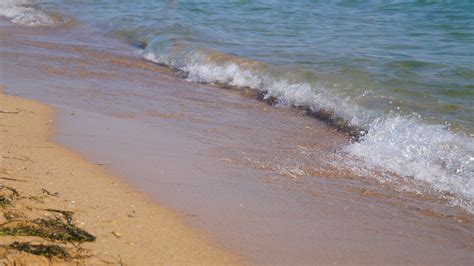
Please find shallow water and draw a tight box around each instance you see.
[1,0,473,211]
[36,0,474,128]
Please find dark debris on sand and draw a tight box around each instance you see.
[0,183,95,262]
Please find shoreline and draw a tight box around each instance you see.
[0,90,239,264]
[1,19,473,264]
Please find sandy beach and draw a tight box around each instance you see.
[0,91,238,264]
[0,10,473,265]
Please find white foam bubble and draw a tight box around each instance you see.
[345,116,474,211]
[142,47,474,211]
[0,0,54,26]
[143,48,375,126]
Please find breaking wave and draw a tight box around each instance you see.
[0,0,55,26]
[141,42,474,212]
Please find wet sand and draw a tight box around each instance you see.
[0,91,238,264]
[1,19,473,264]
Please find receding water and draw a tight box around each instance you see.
[2,0,473,211]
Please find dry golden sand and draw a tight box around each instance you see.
[0,89,239,265]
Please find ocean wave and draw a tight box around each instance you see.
[0,0,55,26]
[142,45,375,129]
[345,116,474,212]
[141,43,473,211]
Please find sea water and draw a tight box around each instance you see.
[2,0,473,210]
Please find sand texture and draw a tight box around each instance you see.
[0,90,238,265]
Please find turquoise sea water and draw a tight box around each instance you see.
[1,0,473,210]
[40,0,474,129]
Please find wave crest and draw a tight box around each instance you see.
[142,42,473,212]
[345,116,474,211]
[0,0,55,26]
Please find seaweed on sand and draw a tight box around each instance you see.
[0,196,10,208]
[7,241,71,259]
[0,217,96,243]
[0,182,95,243]
[0,185,19,199]
[3,210,24,221]
[46,209,74,225]
[0,185,19,208]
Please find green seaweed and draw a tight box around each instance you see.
[0,196,11,207]
[46,209,74,225]
[0,217,95,243]
[8,241,71,259]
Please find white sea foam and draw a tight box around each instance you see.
[0,0,54,26]
[143,48,374,127]
[345,116,474,212]
[142,47,474,211]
